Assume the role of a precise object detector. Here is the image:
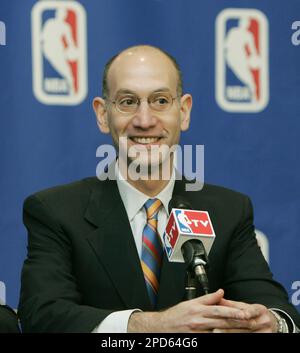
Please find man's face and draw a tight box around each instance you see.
[94,48,192,173]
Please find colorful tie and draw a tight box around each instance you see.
[141,198,163,307]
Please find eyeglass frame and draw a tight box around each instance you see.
[105,90,181,114]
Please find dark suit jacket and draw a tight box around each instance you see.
[0,305,20,333]
[18,177,300,332]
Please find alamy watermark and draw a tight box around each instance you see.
[0,281,6,305]
[291,281,300,306]
[291,21,300,45]
[0,21,6,46]
[95,138,204,191]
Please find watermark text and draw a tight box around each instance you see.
[96,138,204,191]
[291,21,300,45]
[0,21,6,46]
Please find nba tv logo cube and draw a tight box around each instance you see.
[0,21,5,45]
[215,8,269,113]
[31,0,87,105]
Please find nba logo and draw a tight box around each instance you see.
[216,9,269,112]
[175,210,192,234]
[31,0,87,105]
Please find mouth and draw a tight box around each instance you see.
[129,136,162,145]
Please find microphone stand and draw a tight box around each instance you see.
[182,240,210,299]
[185,271,198,300]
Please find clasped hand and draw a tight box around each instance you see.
[128,289,278,333]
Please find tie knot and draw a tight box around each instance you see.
[144,198,162,220]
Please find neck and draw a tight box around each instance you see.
[127,178,170,197]
[118,157,174,197]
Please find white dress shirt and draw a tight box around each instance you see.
[93,165,175,333]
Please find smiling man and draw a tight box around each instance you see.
[18,45,300,333]
[93,45,192,192]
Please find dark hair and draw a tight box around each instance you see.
[102,45,183,99]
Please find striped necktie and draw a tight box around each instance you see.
[141,198,163,307]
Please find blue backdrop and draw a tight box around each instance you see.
[0,0,299,311]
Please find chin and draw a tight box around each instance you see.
[125,153,173,181]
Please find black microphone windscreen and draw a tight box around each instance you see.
[168,195,193,214]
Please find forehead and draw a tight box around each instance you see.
[107,49,178,96]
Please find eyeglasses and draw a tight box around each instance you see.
[106,91,180,114]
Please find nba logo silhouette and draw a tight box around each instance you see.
[32,1,87,105]
[175,210,192,233]
[216,9,269,112]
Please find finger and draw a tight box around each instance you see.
[196,289,224,306]
[219,298,252,318]
[201,305,245,320]
[191,317,257,331]
[248,310,277,333]
[219,299,263,319]
[219,298,249,309]
[242,304,265,320]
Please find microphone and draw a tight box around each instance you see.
[181,239,210,295]
[163,196,216,296]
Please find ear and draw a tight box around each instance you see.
[179,94,192,131]
[93,97,110,134]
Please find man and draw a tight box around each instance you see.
[19,45,300,333]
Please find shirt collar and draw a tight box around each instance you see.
[116,162,175,221]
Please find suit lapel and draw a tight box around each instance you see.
[84,179,152,310]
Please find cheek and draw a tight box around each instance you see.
[108,115,129,135]
[166,117,181,138]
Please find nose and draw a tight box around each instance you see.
[131,100,157,129]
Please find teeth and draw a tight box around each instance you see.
[131,137,159,144]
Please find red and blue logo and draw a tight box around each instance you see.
[163,212,178,256]
[32,0,87,105]
[216,8,269,112]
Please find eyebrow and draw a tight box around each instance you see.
[115,87,172,96]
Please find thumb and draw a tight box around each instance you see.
[197,289,224,305]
